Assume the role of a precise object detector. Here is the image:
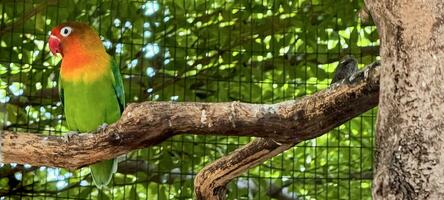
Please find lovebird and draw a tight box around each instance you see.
[48,22,125,188]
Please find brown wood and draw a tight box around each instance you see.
[193,61,380,199]
[194,138,294,200]
[1,62,379,171]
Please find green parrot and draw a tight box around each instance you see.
[48,22,125,188]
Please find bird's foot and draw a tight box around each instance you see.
[96,123,108,132]
[62,131,79,143]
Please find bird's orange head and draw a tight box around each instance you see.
[48,22,110,82]
[48,22,105,57]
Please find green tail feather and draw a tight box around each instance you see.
[90,159,118,188]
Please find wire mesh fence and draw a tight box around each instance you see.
[0,0,378,199]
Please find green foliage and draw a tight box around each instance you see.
[0,0,378,199]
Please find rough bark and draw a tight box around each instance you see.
[365,0,444,199]
[192,60,379,199]
[1,63,379,170]
[194,138,294,200]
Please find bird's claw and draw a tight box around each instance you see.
[62,131,79,143]
[97,123,108,132]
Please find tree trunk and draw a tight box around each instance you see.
[365,0,444,199]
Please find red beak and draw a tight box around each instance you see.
[48,35,62,56]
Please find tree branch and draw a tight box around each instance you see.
[1,62,380,170]
[194,61,380,199]
[195,138,294,199]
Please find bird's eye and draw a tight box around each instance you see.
[60,26,72,37]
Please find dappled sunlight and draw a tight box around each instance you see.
[0,0,377,199]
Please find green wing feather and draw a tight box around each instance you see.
[111,60,125,113]
[58,71,64,106]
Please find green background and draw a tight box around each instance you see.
[0,0,378,199]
